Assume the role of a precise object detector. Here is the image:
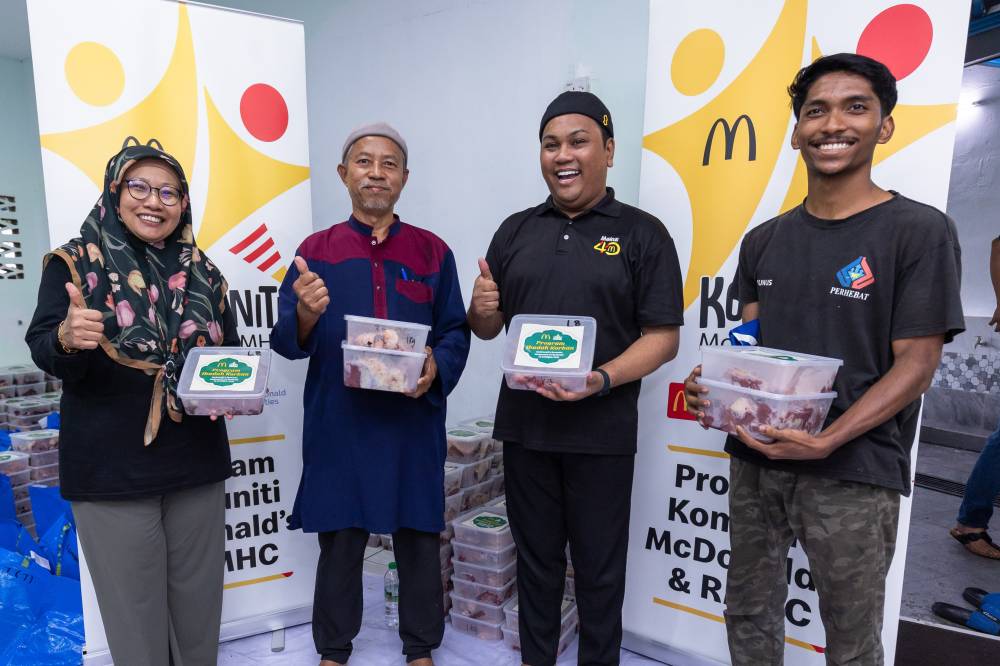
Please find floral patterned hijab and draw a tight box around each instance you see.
[47,137,229,445]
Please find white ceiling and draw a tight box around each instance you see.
[0,1,30,61]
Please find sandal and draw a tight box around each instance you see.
[950,528,1000,560]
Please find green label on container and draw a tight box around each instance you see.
[514,323,586,370]
[198,358,253,387]
[464,512,508,531]
[523,330,578,364]
[189,354,260,393]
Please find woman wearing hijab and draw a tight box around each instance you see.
[25,138,237,666]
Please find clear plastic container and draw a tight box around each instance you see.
[7,399,50,418]
[0,386,14,399]
[381,534,394,551]
[15,497,30,517]
[448,609,503,640]
[8,414,50,428]
[451,577,516,607]
[504,595,577,632]
[502,620,577,655]
[490,452,503,473]
[488,475,505,499]
[10,429,59,453]
[440,523,454,545]
[459,458,492,488]
[444,462,462,497]
[0,370,12,387]
[3,469,29,487]
[453,559,516,587]
[46,379,63,392]
[0,451,30,474]
[452,540,516,569]
[367,533,382,548]
[701,346,843,395]
[177,348,272,416]
[445,428,491,464]
[461,479,493,512]
[442,566,453,590]
[697,377,836,442]
[12,483,30,502]
[483,497,507,517]
[443,590,452,616]
[453,510,513,550]
[342,342,424,393]
[502,315,597,392]
[29,449,59,467]
[344,315,430,352]
[440,542,453,569]
[15,382,46,397]
[444,490,465,523]
[30,463,59,481]
[450,591,507,622]
[9,366,44,386]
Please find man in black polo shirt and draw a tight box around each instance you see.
[468,91,683,666]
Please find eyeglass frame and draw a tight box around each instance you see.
[124,178,183,206]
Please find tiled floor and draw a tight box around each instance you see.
[216,573,661,665]
[901,442,999,626]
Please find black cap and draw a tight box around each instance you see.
[539,91,613,141]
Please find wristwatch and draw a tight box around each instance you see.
[595,368,611,397]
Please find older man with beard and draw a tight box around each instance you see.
[271,122,470,666]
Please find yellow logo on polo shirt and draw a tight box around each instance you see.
[594,236,621,256]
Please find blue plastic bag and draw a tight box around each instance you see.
[27,484,70,538]
[0,476,13,523]
[0,518,36,557]
[728,319,760,346]
[0,547,84,665]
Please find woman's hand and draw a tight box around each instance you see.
[60,282,105,351]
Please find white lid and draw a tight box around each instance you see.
[344,314,431,331]
[10,429,58,441]
[502,315,597,375]
[0,451,29,463]
[697,376,836,401]
[177,347,271,398]
[702,345,842,366]
[341,342,426,358]
[459,511,509,532]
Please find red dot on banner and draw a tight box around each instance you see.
[240,83,289,142]
[856,4,933,81]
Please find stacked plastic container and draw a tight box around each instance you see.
[8,429,60,534]
[448,508,516,640]
[502,595,578,656]
[341,316,430,393]
[697,346,842,442]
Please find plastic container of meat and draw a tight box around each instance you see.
[448,609,503,640]
[452,510,513,550]
[0,386,14,399]
[3,468,29,487]
[483,497,507,517]
[502,315,597,392]
[701,346,842,395]
[15,382,46,397]
[451,577,516,607]
[442,566,453,590]
[488,475,505,499]
[7,399,50,418]
[29,462,59,481]
[9,366,45,386]
[0,369,13,387]
[444,490,465,523]
[7,414,50,429]
[489,452,503,473]
[47,379,63,392]
[458,458,492,488]
[450,591,507,623]
[696,377,836,442]
[453,559,516,587]
[504,595,577,632]
[344,315,430,353]
[452,540,516,569]
[0,451,30,474]
[29,449,59,467]
[12,483,30,502]
[10,429,59,453]
[502,620,577,655]
[342,342,424,393]
[461,479,493,511]
[15,497,31,518]
[444,462,463,497]
[177,348,272,415]
[440,523,454,545]
[440,542,453,569]
[445,428,491,464]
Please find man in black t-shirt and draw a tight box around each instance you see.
[468,91,683,665]
[685,54,963,664]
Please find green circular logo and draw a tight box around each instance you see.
[523,329,578,364]
[472,515,507,529]
[198,358,253,387]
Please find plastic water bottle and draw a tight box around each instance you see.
[384,561,399,628]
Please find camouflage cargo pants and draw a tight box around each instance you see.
[725,457,901,666]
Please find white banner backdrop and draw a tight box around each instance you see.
[27,0,317,661]
[625,1,968,664]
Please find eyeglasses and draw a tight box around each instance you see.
[125,178,181,206]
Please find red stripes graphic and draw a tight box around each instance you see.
[229,223,282,273]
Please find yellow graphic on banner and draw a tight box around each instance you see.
[199,91,310,250]
[41,5,197,188]
[37,4,310,277]
[644,0,807,310]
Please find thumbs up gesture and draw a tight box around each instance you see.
[292,256,329,319]
[470,257,499,319]
[60,282,105,351]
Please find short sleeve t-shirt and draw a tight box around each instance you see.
[726,193,964,493]
[486,189,684,454]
